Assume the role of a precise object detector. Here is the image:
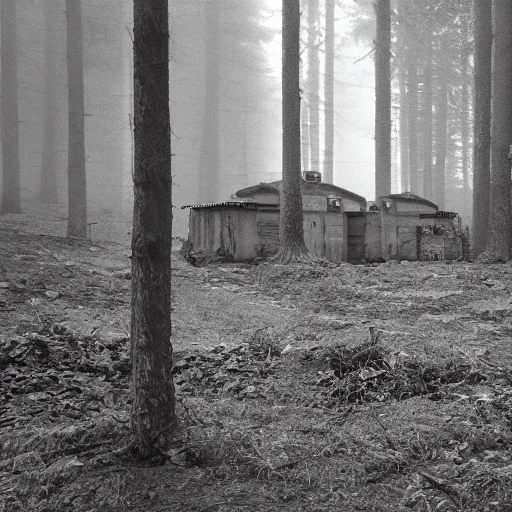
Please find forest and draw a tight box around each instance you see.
[1,1,512,511]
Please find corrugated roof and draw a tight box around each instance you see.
[420,211,458,219]
[181,201,257,210]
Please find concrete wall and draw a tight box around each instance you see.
[187,205,460,264]
[255,210,280,256]
[188,207,345,263]
[188,208,259,261]
[303,195,327,211]
[378,210,460,261]
[364,212,382,261]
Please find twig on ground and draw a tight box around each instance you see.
[273,455,312,471]
[35,243,61,260]
[370,407,398,451]
[199,502,254,511]
[319,405,355,428]
[476,356,500,369]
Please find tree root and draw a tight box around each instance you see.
[112,438,138,457]
[269,247,325,265]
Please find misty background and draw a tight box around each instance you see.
[0,0,472,239]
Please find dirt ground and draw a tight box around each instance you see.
[1,203,512,512]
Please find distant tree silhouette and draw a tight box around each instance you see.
[0,0,21,214]
[66,0,87,237]
[40,0,59,204]
[396,0,409,193]
[422,25,434,201]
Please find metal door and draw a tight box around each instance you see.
[303,215,324,257]
[347,214,366,262]
[324,215,343,263]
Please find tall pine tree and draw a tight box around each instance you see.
[0,0,21,214]
[275,0,313,263]
[131,0,176,457]
[472,0,492,258]
[374,0,391,199]
[66,0,87,237]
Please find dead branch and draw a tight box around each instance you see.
[418,470,461,509]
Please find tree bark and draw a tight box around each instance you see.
[40,0,59,204]
[66,0,87,237]
[406,42,419,194]
[472,0,492,258]
[199,0,220,203]
[422,32,434,201]
[275,0,311,263]
[487,0,512,261]
[323,0,335,185]
[306,0,320,175]
[0,0,21,214]
[434,70,448,211]
[374,0,391,199]
[131,0,176,457]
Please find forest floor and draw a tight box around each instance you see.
[1,204,512,512]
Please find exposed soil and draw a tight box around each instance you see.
[1,204,512,511]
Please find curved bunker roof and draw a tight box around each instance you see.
[380,192,438,211]
[235,180,367,205]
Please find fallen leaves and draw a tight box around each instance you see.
[173,343,277,399]
[0,324,130,430]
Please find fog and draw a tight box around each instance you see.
[0,0,474,239]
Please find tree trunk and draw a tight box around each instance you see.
[275,0,311,263]
[406,43,419,194]
[323,0,335,184]
[487,0,512,261]
[301,100,310,173]
[472,0,492,258]
[306,0,320,175]
[434,68,448,210]
[40,1,59,204]
[460,24,470,209]
[374,0,391,199]
[422,33,434,201]
[66,0,87,237]
[199,0,220,203]
[131,0,176,457]
[0,0,20,214]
